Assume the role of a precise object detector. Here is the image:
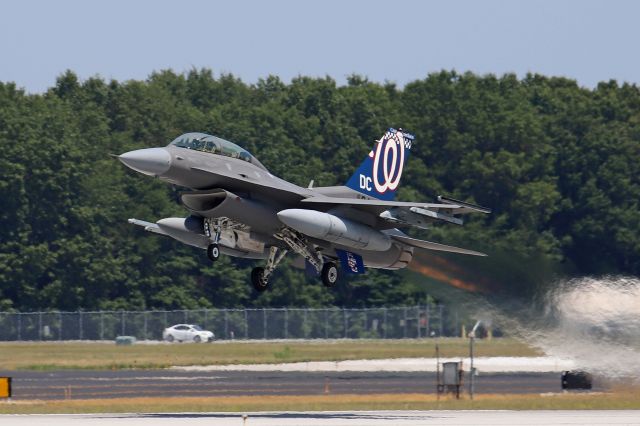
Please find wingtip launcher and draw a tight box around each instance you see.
[437,195,492,214]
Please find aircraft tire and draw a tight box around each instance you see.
[321,262,339,287]
[251,267,268,292]
[207,243,220,261]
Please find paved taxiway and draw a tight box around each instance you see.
[1,411,639,426]
[0,369,600,400]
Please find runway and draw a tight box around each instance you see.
[1,411,639,425]
[0,369,599,400]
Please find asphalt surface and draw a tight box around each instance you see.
[2,411,639,426]
[0,369,601,400]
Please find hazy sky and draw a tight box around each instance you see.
[2,0,639,93]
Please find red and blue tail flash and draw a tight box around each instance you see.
[345,128,414,201]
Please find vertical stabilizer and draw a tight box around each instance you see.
[345,128,414,200]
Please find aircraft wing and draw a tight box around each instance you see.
[301,195,490,214]
[302,196,457,210]
[190,166,312,204]
[301,195,490,228]
[390,234,487,256]
[128,218,167,235]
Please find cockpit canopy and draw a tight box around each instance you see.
[169,132,266,170]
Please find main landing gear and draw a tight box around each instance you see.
[251,246,288,292]
[321,262,339,288]
[204,219,222,262]
[250,229,340,292]
[203,219,340,293]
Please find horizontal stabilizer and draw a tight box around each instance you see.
[391,234,487,257]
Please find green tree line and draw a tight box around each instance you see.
[0,69,638,311]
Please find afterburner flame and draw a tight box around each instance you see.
[408,260,484,293]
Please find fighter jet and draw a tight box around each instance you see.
[119,128,490,292]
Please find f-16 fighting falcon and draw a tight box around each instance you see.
[118,128,490,292]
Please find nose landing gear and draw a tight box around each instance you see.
[251,267,268,292]
[206,243,220,261]
[204,219,222,262]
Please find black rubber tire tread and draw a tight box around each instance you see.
[207,244,220,261]
[321,262,339,287]
[251,267,268,292]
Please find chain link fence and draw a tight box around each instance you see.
[0,305,461,341]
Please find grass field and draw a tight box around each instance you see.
[1,392,639,414]
[0,338,540,370]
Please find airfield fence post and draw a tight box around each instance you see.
[38,312,43,341]
[121,310,125,336]
[416,306,421,338]
[364,309,368,336]
[203,309,208,330]
[224,309,228,339]
[263,308,267,340]
[438,305,444,337]
[163,311,168,330]
[284,308,288,339]
[403,307,407,338]
[244,309,248,339]
[383,308,387,339]
[183,310,188,323]
[78,310,83,340]
[58,311,62,341]
[426,304,430,336]
[100,312,104,340]
[324,309,329,339]
[343,308,348,338]
[143,311,148,340]
[303,309,308,339]
[17,313,21,341]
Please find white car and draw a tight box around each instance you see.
[162,324,214,343]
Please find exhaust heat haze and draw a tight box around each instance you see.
[409,251,640,380]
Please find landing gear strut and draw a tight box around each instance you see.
[251,228,340,292]
[204,219,222,262]
[251,246,288,292]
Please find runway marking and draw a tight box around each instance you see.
[1,410,640,425]
[16,376,226,382]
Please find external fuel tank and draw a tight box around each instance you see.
[277,209,391,252]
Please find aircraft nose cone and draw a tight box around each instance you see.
[118,148,171,176]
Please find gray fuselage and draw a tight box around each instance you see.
[119,142,412,270]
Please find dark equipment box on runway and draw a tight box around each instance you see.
[561,370,592,390]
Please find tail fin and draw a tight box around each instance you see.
[345,128,414,200]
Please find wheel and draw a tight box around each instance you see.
[321,262,339,287]
[166,334,175,343]
[207,243,220,261]
[193,335,201,343]
[251,267,268,292]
